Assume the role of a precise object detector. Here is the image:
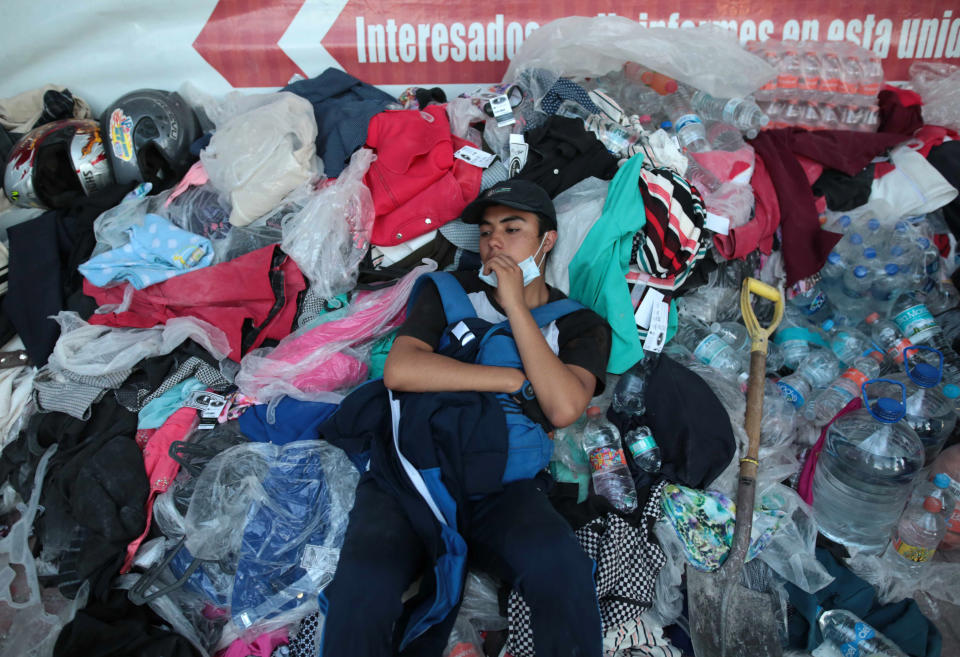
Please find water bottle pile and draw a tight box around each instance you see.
[748,38,884,131]
[572,208,960,604]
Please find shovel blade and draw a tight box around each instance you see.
[687,564,783,657]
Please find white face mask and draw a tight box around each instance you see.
[479,235,548,288]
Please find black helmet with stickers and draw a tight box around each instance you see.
[3,118,113,209]
[101,89,200,190]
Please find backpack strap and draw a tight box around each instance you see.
[527,298,584,328]
[407,272,477,325]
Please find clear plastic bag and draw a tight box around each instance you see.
[201,92,320,227]
[0,445,88,657]
[846,550,960,607]
[90,188,175,258]
[236,259,437,404]
[281,148,376,300]
[545,177,610,294]
[504,16,776,99]
[181,440,359,633]
[753,484,834,594]
[459,570,507,631]
[48,311,230,379]
[909,62,960,132]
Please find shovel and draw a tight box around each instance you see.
[686,277,785,657]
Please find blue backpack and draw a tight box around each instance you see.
[408,272,584,483]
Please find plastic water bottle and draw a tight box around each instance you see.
[799,48,823,101]
[911,473,957,524]
[711,321,785,373]
[865,313,913,368]
[706,121,747,151]
[788,279,834,324]
[823,321,872,367]
[860,53,885,102]
[874,346,959,463]
[611,355,657,416]
[674,321,745,377]
[871,263,902,307]
[774,311,820,370]
[890,291,945,346]
[778,48,802,100]
[777,348,840,409]
[820,251,847,282]
[689,91,769,136]
[930,445,960,549]
[887,494,947,576]
[582,407,638,513]
[804,355,881,425]
[833,266,872,324]
[661,93,710,152]
[812,379,925,553]
[817,609,908,657]
[624,425,661,474]
[818,50,844,103]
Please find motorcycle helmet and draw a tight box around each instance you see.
[101,89,200,189]
[3,119,113,209]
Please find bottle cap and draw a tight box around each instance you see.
[587,406,603,418]
[839,215,852,227]
[660,120,673,130]
[923,496,943,513]
[865,312,880,324]
[909,362,940,387]
[868,218,880,231]
[822,319,835,331]
[933,473,952,489]
[891,245,905,257]
[850,233,863,245]
[854,266,868,278]
[944,384,960,399]
[828,252,843,264]
[884,263,900,276]
[863,247,877,259]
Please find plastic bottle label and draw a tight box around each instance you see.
[797,291,827,315]
[627,434,657,459]
[674,114,704,147]
[893,536,936,563]
[777,73,799,90]
[589,446,627,472]
[893,304,938,341]
[840,367,869,389]
[777,381,805,408]
[773,327,830,349]
[693,334,728,365]
[721,98,744,124]
[838,622,876,657]
[826,383,856,404]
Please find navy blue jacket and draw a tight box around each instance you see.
[283,68,395,177]
[319,379,508,648]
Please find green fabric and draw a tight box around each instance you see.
[567,153,677,374]
[367,330,397,380]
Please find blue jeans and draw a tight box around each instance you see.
[321,475,602,657]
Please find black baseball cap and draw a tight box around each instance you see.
[460,180,557,231]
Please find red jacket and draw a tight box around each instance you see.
[365,105,482,246]
[85,245,305,361]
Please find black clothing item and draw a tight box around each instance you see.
[926,141,960,242]
[607,353,736,489]
[812,164,876,212]
[396,270,611,395]
[514,116,619,198]
[2,183,132,365]
[54,588,199,657]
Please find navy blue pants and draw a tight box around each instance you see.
[321,475,602,657]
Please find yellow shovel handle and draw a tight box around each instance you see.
[739,278,784,355]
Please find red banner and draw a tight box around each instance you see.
[194,0,960,87]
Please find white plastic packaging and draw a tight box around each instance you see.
[201,92,320,227]
[504,17,775,100]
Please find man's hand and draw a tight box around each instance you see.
[483,254,526,313]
